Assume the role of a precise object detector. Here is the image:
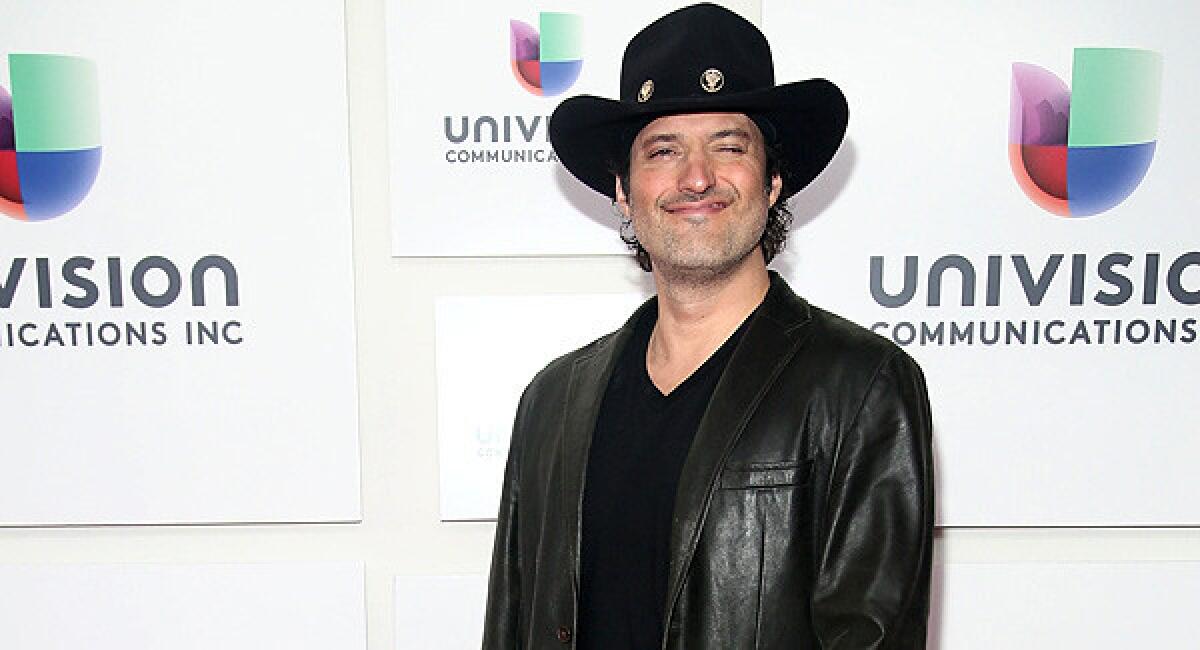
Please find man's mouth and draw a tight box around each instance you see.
[662,199,729,215]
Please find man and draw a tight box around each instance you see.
[483,4,933,649]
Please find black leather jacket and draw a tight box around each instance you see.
[483,273,934,649]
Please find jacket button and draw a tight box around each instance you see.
[556,626,572,643]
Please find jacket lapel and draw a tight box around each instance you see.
[560,297,656,591]
[663,273,814,619]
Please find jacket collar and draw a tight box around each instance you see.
[557,272,815,612]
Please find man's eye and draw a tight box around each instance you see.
[716,144,746,153]
[648,147,675,158]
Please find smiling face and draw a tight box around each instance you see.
[616,112,782,282]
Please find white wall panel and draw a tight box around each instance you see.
[395,574,487,650]
[0,1,360,524]
[436,293,646,520]
[763,0,1200,525]
[0,562,366,649]
[932,561,1200,648]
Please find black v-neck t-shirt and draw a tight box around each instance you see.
[578,308,753,650]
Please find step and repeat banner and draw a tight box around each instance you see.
[0,2,360,524]
[410,0,1200,526]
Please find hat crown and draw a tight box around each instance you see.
[619,3,775,104]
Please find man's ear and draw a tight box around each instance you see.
[768,172,783,207]
[614,176,632,218]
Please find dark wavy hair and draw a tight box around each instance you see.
[611,135,793,272]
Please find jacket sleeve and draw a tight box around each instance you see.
[481,390,529,650]
[811,350,935,649]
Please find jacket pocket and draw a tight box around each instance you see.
[718,460,813,490]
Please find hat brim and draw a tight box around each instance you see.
[549,78,848,201]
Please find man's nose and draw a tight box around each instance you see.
[678,152,716,194]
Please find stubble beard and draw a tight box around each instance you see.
[652,227,761,288]
[630,191,768,289]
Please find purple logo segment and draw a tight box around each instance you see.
[1009,48,1161,218]
[510,12,583,97]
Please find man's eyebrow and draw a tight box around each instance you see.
[637,129,753,147]
[637,133,681,147]
[710,128,752,141]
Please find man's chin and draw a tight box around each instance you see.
[649,247,760,284]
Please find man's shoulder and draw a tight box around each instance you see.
[809,304,896,353]
[763,271,912,371]
[797,302,923,379]
[532,328,621,384]
[767,301,929,437]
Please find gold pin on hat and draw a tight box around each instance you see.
[701,68,724,93]
[638,79,654,102]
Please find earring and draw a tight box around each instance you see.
[612,201,629,231]
[617,205,636,241]
[620,217,636,240]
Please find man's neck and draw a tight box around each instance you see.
[645,254,770,394]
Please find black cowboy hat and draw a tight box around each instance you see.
[549,2,848,201]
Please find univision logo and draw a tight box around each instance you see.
[0,53,101,222]
[509,12,583,97]
[1009,48,1162,217]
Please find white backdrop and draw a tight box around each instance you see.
[0,1,360,524]
[6,2,1194,650]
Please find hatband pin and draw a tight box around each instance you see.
[638,79,654,102]
[701,68,724,93]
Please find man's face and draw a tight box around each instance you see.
[615,112,782,279]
